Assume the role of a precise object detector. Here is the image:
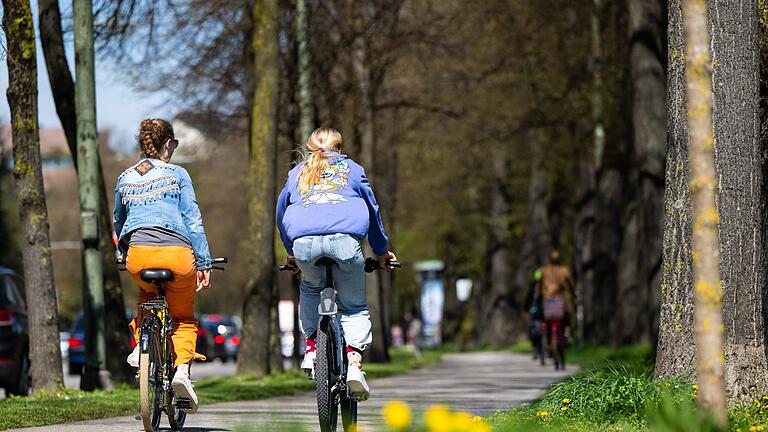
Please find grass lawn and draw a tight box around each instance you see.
[0,347,440,430]
[496,343,767,432]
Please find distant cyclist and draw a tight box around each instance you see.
[114,118,212,413]
[276,127,397,401]
[540,250,574,365]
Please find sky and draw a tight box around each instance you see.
[0,1,172,153]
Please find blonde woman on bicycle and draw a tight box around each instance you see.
[114,118,212,413]
[276,127,396,401]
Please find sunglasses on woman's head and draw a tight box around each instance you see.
[168,139,179,148]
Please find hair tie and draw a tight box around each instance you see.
[316,147,324,153]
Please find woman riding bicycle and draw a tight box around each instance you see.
[114,118,212,413]
[540,249,574,368]
[276,127,397,401]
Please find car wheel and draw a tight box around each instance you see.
[7,357,30,396]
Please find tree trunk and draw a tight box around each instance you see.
[353,33,389,362]
[38,0,76,164]
[504,136,552,346]
[656,0,695,379]
[574,139,596,346]
[2,0,64,392]
[681,0,726,422]
[614,0,666,346]
[74,0,111,391]
[296,0,315,144]
[38,0,131,383]
[657,0,768,404]
[238,0,279,376]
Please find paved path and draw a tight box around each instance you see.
[12,351,573,431]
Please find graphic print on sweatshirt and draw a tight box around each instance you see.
[302,160,351,207]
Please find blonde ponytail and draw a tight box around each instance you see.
[298,128,343,195]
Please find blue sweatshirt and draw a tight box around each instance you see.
[276,153,389,257]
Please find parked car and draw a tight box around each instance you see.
[0,268,29,395]
[68,311,135,375]
[196,314,241,362]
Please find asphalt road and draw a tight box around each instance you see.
[11,351,574,431]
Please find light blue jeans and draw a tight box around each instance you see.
[293,233,372,350]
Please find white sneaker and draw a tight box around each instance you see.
[301,350,316,371]
[346,351,369,401]
[171,364,199,414]
[127,344,140,368]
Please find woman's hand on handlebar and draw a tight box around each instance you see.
[196,269,211,292]
[285,256,301,275]
[378,251,398,272]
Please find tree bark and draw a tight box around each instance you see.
[238,0,279,376]
[657,0,768,404]
[353,32,389,362]
[614,0,666,346]
[296,0,315,144]
[681,0,726,422]
[656,0,695,379]
[2,0,64,392]
[38,0,131,383]
[38,0,76,164]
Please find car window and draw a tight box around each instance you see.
[0,276,23,308]
[9,277,25,309]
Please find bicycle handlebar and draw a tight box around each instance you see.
[115,256,228,270]
[279,257,401,273]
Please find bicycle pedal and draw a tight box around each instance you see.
[175,398,194,411]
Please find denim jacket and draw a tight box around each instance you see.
[113,158,213,270]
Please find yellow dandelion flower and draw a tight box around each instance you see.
[561,406,568,412]
[562,398,571,404]
[537,410,550,417]
[382,400,411,430]
[692,385,699,390]
[454,411,474,430]
[425,405,453,432]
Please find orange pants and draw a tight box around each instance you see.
[126,245,204,368]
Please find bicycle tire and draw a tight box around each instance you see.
[167,337,187,431]
[167,395,187,430]
[316,321,339,432]
[140,332,163,431]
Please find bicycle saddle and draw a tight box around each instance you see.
[315,257,339,267]
[140,269,174,284]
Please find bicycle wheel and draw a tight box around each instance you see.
[167,393,187,430]
[167,339,187,430]
[340,394,357,431]
[140,331,163,431]
[316,320,339,432]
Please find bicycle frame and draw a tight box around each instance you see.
[138,285,176,415]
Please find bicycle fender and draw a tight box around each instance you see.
[319,288,338,316]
